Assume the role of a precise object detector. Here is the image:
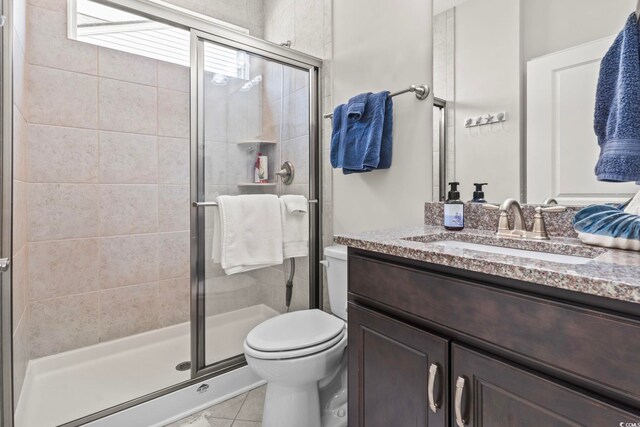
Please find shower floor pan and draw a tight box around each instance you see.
[15,304,278,427]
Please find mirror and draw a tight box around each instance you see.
[432,0,639,205]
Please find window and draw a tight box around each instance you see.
[69,0,249,79]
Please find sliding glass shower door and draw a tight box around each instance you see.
[190,30,321,376]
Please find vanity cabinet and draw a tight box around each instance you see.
[347,249,640,427]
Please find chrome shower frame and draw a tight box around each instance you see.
[190,27,323,378]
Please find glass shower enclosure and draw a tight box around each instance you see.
[189,28,321,377]
[4,0,322,424]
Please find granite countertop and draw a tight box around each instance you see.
[334,225,640,305]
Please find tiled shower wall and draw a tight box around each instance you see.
[23,0,192,360]
[14,0,269,366]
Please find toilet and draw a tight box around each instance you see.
[243,245,348,427]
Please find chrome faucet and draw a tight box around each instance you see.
[483,199,566,240]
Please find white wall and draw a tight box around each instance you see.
[332,0,433,234]
[522,0,635,62]
[454,0,521,203]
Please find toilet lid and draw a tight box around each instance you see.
[245,309,345,352]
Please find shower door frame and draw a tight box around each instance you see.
[189,28,323,378]
[0,0,13,423]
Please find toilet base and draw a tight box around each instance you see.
[263,382,321,427]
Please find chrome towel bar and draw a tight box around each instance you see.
[193,199,319,207]
[323,84,430,119]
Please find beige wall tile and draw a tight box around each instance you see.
[158,88,190,138]
[13,106,27,182]
[159,231,190,280]
[28,239,100,300]
[99,234,159,289]
[28,124,99,183]
[158,185,190,232]
[99,78,158,135]
[12,180,28,255]
[99,283,159,341]
[99,184,158,236]
[158,137,189,184]
[13,38,27,117]
[27,65,98,128]
[27,6,98,75]
[12,248,27,331]
[158,277,190,327]
[98,47,158,86]
[28,0,66,12]
[29,293,101,358]
[28,183,99,241]
[158,61,190,93]
[99,131,158,184]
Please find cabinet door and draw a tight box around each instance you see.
[348,304,449,427]
[451,344,640,427]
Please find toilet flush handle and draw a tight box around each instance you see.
[320,260,329,268]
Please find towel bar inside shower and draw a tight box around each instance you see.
[193,199,319,207]
[322,84,430,119]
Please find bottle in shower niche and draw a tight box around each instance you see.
[254,152,268,183]
[444,182,464,231]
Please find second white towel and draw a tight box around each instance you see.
[280,195,309,259]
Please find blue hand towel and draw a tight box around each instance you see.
[594,13,640,183]
[346,93,368,121]
[573,203,640,251]
[330,91,393,174]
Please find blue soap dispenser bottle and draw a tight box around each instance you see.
[444,182,464,231]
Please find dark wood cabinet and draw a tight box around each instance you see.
[347,249,640,427]
[451,344,639,426]
[348,304,449,427]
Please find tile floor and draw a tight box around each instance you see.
[166,385,266,427]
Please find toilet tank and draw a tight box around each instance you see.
[323,245,348,321]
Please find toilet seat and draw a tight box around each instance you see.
[245,309,346,360]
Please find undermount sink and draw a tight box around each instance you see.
[430,240,593,265]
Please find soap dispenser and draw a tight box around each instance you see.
[444,182,464,231]
[470,183,488,203]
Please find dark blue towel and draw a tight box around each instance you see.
[594,13,640,183]
[330,91,393,174]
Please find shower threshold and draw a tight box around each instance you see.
[15,304,278,427]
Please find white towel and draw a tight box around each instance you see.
[280,196,309,259]
[215,195,283,275]
[281,194,308,214]
[624,189,640,215]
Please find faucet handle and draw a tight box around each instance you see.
[482,203,500,210]
[537,205,566,213]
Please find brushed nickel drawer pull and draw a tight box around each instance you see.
[455,376,467,426]
[428,363,440,413]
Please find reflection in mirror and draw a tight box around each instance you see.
[432,0,639,205]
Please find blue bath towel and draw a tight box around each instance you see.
[594,13,640,183]
[330,91,393,174]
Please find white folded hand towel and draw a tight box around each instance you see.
[216,195,284,275]
[281,194,308,214]
[280,196,309,259]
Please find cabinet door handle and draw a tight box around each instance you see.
[428,363,440,413]
[455,376,467,426]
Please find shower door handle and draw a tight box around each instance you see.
[0,258,10,272]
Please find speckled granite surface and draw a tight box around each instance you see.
[335,226,640,305]
[424,202,582,238]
